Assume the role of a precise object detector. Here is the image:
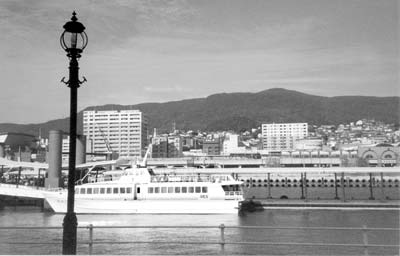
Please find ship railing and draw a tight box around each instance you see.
[151,175,213,183]
[0,224,398,255]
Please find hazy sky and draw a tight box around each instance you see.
[0,0,398,124]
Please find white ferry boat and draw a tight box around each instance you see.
[44,164,244,214]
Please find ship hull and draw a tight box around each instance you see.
[45,194,240,214]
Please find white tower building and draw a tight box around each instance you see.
[83,110,148,157]
[222,133,239,155]
[262,123,308,151]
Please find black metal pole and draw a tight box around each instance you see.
[267,173,271,199]
[37,168,41,189]
[304,172,308,201]
[62,52,79,255]
[341,172,346,202]
[369,173,374,200]
[16,166,21,188]
[380,172,385,201]
[334,173,339,199]
[300,173,304,199]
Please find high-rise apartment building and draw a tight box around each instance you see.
[222,133,239,155]
[83,110,148,157]
[262,123,308,151]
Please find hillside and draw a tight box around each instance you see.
[1,88,399,137]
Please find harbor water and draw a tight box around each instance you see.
[0,206,398,255]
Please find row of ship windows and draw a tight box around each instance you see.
[148,186,208,194]
[75,186,209,195]
[76,187,133,194]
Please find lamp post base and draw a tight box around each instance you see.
[62,211,78,255]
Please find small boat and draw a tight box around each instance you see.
[238,199,264,214]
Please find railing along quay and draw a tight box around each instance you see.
[0,225,399,255]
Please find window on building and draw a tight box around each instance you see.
[202,187,208,193]
[87,188,92,194]
[155,187,160,193]
[175,187,181,193]
[195,187,201,193]
[161,187,167,193]
[182,187,187,193]
[120,187,126,194]
[113,187,119,194]
[127,187,132,193]
[168,187,173,193]
[189,187,194,193]
[93,188,99,194]
[107,188,112,194]
[148,187,154,193]
[100,188,105,194]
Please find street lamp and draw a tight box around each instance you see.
[60,11,87,255]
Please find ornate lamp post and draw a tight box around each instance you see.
[60,11,88,255]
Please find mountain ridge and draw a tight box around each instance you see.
[1,88,399,137]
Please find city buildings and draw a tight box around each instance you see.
[202,138,221,155]
[294,138,323,151]
[151,135,168,158]
[358,144,400,167]
[61,135,91,164]
[262,123,308,151]
[151,135,183,158]
[1,117,399,167]
[83,110,148,157]
[222,133,239,155]
[0,132,36,161]
[166,135,183,158]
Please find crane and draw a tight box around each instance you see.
[140,144,152,167]
[96,125,113,154]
